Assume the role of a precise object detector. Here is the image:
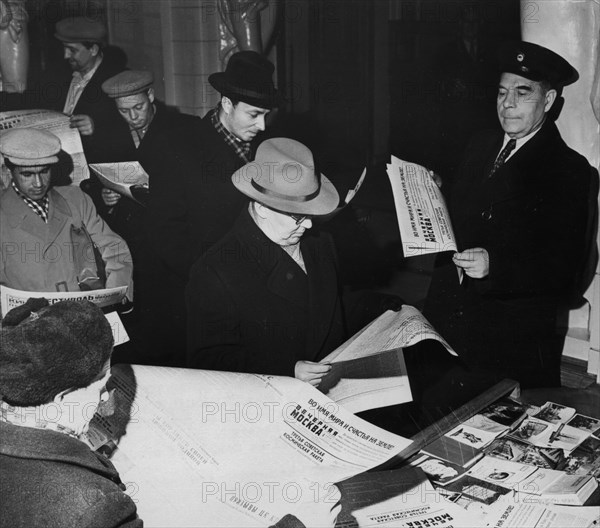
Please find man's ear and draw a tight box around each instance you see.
[90,43,100,58]
[147,87,155,104]
[253,202,268,219]
[221,96,234,115]
[544,88,557,113]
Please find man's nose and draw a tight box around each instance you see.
[301,218,312,229]
[33,174,44,187]
[502,89,516,108]
[129,109,139,121]
[255,115,266,131]
[63,48,71,60]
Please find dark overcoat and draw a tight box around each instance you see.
[0,421,141,528]
[424,120,599,387]
[186,208,347,376]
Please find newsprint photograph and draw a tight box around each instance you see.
[0,0,599,526]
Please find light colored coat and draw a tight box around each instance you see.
[0,185,133,299]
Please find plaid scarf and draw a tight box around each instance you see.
[12,182,49,223]
[210,106,252,163]
[0,400,80,440]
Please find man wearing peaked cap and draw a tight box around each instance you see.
[0,128,133,302]
[98,69,202,366]
[422,40,599,393]
[186,138,346,383]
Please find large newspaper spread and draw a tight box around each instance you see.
[87,365,413,527]
[386,156,457,257]
[89,162,149,204]
[0,109,89,187]
[319,307,456,414]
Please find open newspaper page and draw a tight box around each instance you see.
[0,109,88,186]
[386,155,457,257]
[89,162,149,204]
[86,365,413,527]
[0,284,128,315]
[318,306,456,414]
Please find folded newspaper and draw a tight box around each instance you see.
[89,162,149,204]
[386,156,457,257]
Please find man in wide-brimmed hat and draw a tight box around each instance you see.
[142,51,280,366]
[186,138,346,384]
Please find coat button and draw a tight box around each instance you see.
[286,272,294,280]
[481,210,492,220]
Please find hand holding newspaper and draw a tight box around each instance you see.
[386,156,457,257]
[89,162,150,205]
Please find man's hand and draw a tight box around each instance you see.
[453,248,489,278]
[101,188,121,207]
[429,170,443,189]
[295,361,331,387]
[288,483,341,528]
[70,114,94,136]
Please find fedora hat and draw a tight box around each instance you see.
[232,138,339,216]
[209,51,280,109]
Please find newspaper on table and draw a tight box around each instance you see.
[85,364,414,527]
[0,109,89,187]
[351,467,485,527]
[0,285,129,345]
[386,156,457,257]
[485,499,600,528]
[89,162,149,204]
[318,306,456,414]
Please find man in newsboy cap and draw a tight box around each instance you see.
[54,16,130,163]
[422,41,599,393]
[0,128,133,300]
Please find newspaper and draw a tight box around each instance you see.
[351,467,485,527]
[89,162,149,204]
[87,364,413,527]
[318,306,456,414]
[485,500,600,528]
[0,109,89,187]
[0,284,128,315]
[386,156,457,257]
[0,285,129,345]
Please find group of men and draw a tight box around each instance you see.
[1,17,599,393]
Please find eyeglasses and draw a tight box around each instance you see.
[288,213,310,225]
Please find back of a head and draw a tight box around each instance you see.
[0,298,113,406]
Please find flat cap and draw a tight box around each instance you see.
[55,16,107,44]
[0,128,61,166]
[497,41,578,88]
[102,70,154,98]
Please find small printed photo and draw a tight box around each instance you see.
[447,424,497,449]
[485,438,565,470]
[480,397,527,427]
[445,475,512,506]
[533,402,576,424]
[511,418,549,441]
[413,454,465,485]
[566,413,600,434]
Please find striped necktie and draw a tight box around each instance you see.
[489,138,516,177]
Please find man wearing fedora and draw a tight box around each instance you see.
[0,128,133,302]
[138,51,278,366]
[186,138,346,384]
[422,41,599,393]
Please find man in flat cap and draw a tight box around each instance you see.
[422,41,599,392]
[52,16,131,163]
[98,70,202,365]
[135,51,278,366]
[0,128,133,301]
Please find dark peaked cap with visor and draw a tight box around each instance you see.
[232,138,339,216]
[497,41,578,88]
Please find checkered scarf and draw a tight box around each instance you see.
[210,106,252,163]
[0,400,80,439]
[12,182,49,223]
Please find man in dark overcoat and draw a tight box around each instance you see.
[186,138,344,385]
[423,41,599,391]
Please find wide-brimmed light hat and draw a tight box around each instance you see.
[232,138,339,216]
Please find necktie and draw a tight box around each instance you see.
[488,138,516,177]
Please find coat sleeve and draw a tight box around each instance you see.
[478,162,598,298]
[185,260,250,371]
[77,189,134,300]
